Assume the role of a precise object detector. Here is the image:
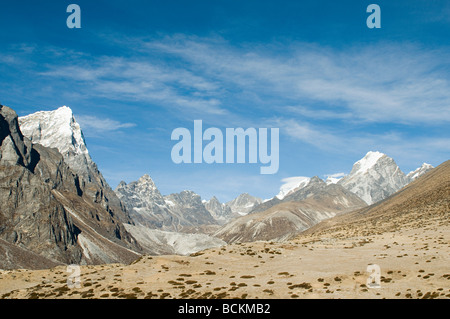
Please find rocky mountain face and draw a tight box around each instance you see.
[251,176,328,213]
[116,175,218,232]
[0,104,142,270]
[226,193,262,216]
[115,176,226,252]
[203,196,233,224]
[276,176,311,200]
[407,163,434,181]
[215,179,367,243]
[18,106,131,225]
[164,190,218,229]
[115,175,178,230]
[0,105,36,170]
[1,104,81,267]
[338,151,410,205]
[115,176,265,232]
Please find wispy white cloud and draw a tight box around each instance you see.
[76,115,136,132]
[141,36,450,125]
[40,53,227,116]
[15,35,449,173]
[284,105,353,120]
[36,35,450,126]
[271,118,341,151]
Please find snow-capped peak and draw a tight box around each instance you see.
[407,163,434,181]
[19,106,94,179]
[55,105,73,116]
[325,173,346,185]
[138,174,155,185]
[123,174,159,196]
[339,151,409,205]
[353,151,386,175]
[226,193,262,215]
[19,106,88,157]
[276,176,311,199]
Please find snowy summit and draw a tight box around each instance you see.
[276,176,311,200]
[18,106,96,180]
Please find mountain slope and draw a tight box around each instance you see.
[164,191,217,229]
[115,175,178,230]
[251,176,340,213]
[19,106,132,225]
[0,104,141,269]
[338,151,409,205]
[215,181,366,243]
[301,160,449,238]
[0,238,61,270]
[226,193,262,215]
[116,174,219,232]
[203,196,234,224]
[276,177,311,200]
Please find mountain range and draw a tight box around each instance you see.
[0,104,439,270]
[338,151,411,205]
[214,177,367,243]
[301,159,449,240]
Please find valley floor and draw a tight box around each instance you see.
[0,215,448,299]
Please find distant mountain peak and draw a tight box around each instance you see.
[226,193,262,216]
[55,105,73,116]
[116,176,218,231]
[352,151,386,175]
[407,163,434,181]
[325,173,346,185]
[18,106,133,225]
[117,181,127,188]
[137,174,156,186]
[215,179,367,244]
[207,196,220,203]
[276,176,311,200]
[339,151,408,205]
[18,106,91,178]
[203,196,233,224]
[309,176,324,184]
[19,106,87,154]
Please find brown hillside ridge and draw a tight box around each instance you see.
[1,160,448,299]
[215,178,367,243]
[299,160,450,239]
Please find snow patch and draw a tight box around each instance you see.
[276,176,311,199]
[407,163,434,181]
[325,173,346,185]
[354,151,385,174]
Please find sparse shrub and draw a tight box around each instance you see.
[288,282,312,290]
[263,289,273,295]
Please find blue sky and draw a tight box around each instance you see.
[1,0,449,202]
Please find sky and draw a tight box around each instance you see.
[0,0,449,202]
